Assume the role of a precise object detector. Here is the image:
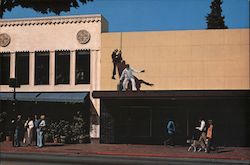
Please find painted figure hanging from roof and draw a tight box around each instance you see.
[111,49,122,80]
[111,49,154,91]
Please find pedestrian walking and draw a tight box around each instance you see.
[34,115,40,145]
[196,118,207,151]
[12,115,22,147]
[164,118,176,146]
[206,120,214,153]
[23,117,34,146]
[37,115,46,148]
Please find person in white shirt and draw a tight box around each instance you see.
[196,118,207,151]
[37,115,46,148]
[120,64,144,91]
[195,119,206,132]
[23,117,34,146]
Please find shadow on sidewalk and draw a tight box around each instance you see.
[217,149,234,153]
[44,143,64,147]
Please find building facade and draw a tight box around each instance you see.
[95,29,250,146]
[1,14,249,146]
[0,14,108,138]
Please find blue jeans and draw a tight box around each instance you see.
[13,128,20,147]
[37,129,44,147]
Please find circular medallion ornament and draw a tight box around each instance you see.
[0,33,11,47]
[77,30,91,44]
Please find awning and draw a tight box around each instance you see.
[36,93,88,103]
[0,92,89,103]
[0,93,39,101]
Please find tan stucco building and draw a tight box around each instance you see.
[101,29,249,90]
[0,14,108,138]
[1,14,249,145]
[96,29,249,146]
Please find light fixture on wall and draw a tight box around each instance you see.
[9,78,20,112]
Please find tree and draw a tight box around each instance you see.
[206,0,228,29]
[0,0,93,18]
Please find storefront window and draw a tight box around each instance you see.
[35,51,49,85]
[55,51,70,84]
[75,50,90,84]
[15,52,29,85]
[0,53,10,85]
[118,109,151,137]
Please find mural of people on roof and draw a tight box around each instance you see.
[111,49,154,91]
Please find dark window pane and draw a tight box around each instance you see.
[35,51,49,85]
[75,50,90,84]
[0,53,10,85]
[118,109,151,137]
[130,110,151,137]
[15,52,29,85]
[55,51,70,84]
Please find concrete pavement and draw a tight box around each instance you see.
[1,141,250,165]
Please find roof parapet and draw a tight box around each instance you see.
[0,14,103,27]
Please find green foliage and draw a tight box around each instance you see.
[0,0,93,18]
[70,111,86,142]
[0,112,7,141]
[206,0,228,29]
[45,111,89,144]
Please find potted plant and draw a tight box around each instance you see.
[53,134,59,143]
[44,132,53,143]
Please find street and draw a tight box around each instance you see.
[1,153,250,165]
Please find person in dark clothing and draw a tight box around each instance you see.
[112,49,123,79]
[12,115,22,147]
[34,115,40,146]
[164,118,176,146]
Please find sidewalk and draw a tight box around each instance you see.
[1,141,250,162]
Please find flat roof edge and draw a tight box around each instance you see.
[92,90,250,99]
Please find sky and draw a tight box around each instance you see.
[2,0,250,32]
